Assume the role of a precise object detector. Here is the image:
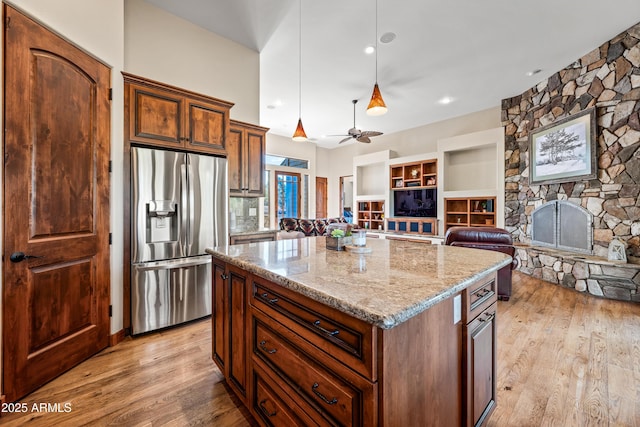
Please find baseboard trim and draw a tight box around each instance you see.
[109,329,126,347]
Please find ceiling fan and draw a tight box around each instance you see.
[335,99,383,144]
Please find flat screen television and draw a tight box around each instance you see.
[393,189,437,217]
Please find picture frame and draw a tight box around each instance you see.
[529,108,597,185]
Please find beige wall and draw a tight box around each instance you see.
[315,107,502,218]
[124,0,259,124]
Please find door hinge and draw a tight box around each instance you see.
[108,88,113,100]
[109,305,113,317]
[109,233,112,245]
[109,160,112,173]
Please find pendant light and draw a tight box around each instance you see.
[292,0,308,141]
[366,0,388,116]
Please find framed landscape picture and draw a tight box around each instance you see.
[529,108,597,185]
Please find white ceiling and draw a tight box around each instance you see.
[147,0,640,149]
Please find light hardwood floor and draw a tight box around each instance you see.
[1,271,639,426]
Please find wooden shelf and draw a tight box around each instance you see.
[390,159,437,190]
[357,200,384,230]
[444,197,496,233]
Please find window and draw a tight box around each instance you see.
[266,155,309,169]
[275,171,301,220]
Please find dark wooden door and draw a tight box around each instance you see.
[316,177,328,218]
[3,5,111,402]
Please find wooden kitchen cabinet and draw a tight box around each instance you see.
[124,73,233,156]
[463,274,498,427]
[218,261,489,426]
[228,119,269,197]
[211,259,251,405]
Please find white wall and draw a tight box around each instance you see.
[1,0,125,395]
[124,0,259,124]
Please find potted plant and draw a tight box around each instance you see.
[326,229,346,251]
[326,226,353,251]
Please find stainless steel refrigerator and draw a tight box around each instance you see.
[131,147,228,334]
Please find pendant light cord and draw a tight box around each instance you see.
[298,0,302,118]
[375,0,378,84]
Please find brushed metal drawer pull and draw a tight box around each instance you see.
[261,292,279,304]
[313,320,340,336]
[259,340,277,354]
[311,382,338,405]
[258,399,277,417]
[479,312,496,323]
[475,288,490,298]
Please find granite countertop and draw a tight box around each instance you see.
[207,237,511,329]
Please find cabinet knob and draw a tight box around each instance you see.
[220,273,229,280]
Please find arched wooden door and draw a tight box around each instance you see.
[3,6,111,402]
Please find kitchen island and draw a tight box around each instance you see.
[207,236,512,427]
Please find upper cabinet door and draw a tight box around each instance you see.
[186,99,229,155]
[128,84,183,149]
[227,125,244,195]
[124,73,233,155]
[245,129,265,196]
[228,120,268,197]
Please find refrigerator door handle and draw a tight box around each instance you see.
[133,255,212,271]
[187,162,196,255]
[180,163,189,254]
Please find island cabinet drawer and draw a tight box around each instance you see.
[252,367,322,427]
[252,315,376,427]
[464,272,498,323]
[250,275,377,381]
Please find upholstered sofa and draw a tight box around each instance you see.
[278,217,354,236]
[444,226,517,301]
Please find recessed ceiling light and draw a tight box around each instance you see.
[526,69,542,76]
[380,32,396,44]
[364,46,375,55]
[438,96,454,105]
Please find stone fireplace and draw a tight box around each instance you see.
[531,200,593,254]
[501,21,640,302]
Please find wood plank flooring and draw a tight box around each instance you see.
[2,271,639,426]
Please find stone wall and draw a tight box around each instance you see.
[502,22,640,259]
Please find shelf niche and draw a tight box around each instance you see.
[444,197,496,233]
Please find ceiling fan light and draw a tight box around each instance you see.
[292,118,308,141]
[367,83,387,116]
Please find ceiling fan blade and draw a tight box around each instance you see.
[327,134,351,137]
[360,131,383,137]
[338,136,353,144]
[357,136,371,143]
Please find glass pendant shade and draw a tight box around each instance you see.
[292,118,307,141]
[366,83,388,116]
